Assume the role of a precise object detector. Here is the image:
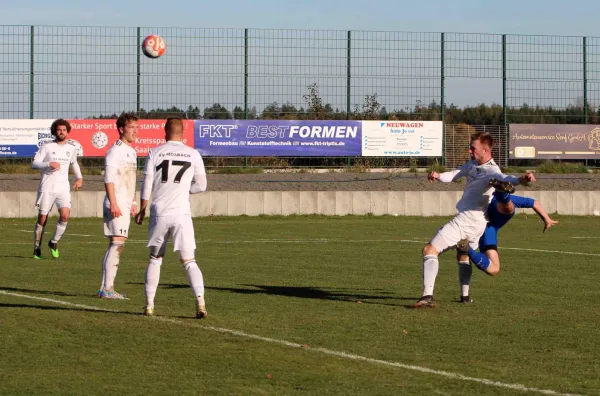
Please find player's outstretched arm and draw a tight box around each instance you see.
[432,162,470,183]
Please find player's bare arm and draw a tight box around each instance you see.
[519,172,536,184]
[105,183,122,217]
[532,200,558,233]
[427,171,439,182]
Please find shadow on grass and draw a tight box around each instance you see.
[0,302,140,316]
[126,282,419,307]
[0,286,78,297]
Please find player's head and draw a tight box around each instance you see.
[51,119,71,142]
[116,112,139,144]
[469,132,493,164]
[164,117,184,141]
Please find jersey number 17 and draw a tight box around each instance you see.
[156,160,191,184]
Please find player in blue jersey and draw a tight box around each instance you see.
[455,179,558,302]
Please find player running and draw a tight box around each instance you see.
[31,118,83,259]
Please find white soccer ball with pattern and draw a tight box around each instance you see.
[142,35,166,59]
[91,131,108,149]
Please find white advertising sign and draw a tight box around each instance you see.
[361,121,443,157]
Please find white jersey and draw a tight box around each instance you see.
[32,140,80,193]
[103,140,138,209]
[438,159,520,213]
[142,141,206,217]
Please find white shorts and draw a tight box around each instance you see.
[103,201,132,238]
[147,215,196,252]
[35,191,71,215]
[429,210,487,254]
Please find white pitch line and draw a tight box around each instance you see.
[0,290,583,396]
[19,230,93,237]
[2,237,600,257]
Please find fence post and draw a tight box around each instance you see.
[502,34,507,126]
[440,32,445,166]
[503,34,508,166]
[136,27,141,114]
[583,36,588,124]
[244,28,249,168]
[244,28,249,120]
[29,25,34,119]
[347,30,351,120]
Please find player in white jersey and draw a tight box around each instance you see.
[414,132,536,308]
[31,119,83,259]
[97,113,139,300]
[135,117,208,318]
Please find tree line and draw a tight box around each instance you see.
[94,83,600,125]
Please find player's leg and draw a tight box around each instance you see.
[33,192,52,259]
[143,216,169,316]
[456,249,473,303]
[484,248,500,276]
[47,206,70,258]
[457,226,499,276]
[143,240,167,316]
[414,217,463,308]
[452,214,488,303]
[99,205,129,299]
[172,215,206,319]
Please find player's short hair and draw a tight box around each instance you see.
[116,112,139,133]
[50,118,71,136]
[165,116,184,134]
[470,131,493,148]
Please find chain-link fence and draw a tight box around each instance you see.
[1,26,599,168]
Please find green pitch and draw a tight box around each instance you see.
[0,215,598,395]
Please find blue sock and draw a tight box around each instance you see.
[468,247,491,271]
[493,190,511,204]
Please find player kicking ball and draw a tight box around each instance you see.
[97,113,139,300]
[31,119,83,259]
[135,117,209,319]
[455,179,559,300]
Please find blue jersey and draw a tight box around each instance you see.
[479,195,535,251]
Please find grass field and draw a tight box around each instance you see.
[0,215,599,395]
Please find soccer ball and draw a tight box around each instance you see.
[91,131,108,149]
[142,35,166,59]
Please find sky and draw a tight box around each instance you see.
[0,0,599,118]
[1,0,599,36]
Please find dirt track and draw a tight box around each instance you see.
[1,172,598,192]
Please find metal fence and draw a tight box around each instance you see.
[1,26,600,167]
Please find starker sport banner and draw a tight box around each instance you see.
[194,120,362,156]
[0,119,195,157]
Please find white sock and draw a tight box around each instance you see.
[422,255,439,296]
[34,223,45,247]
[99,244,109,290]
[102,241,124,291]
[145,257,162,308]
[183,260,205,299]
[458,261,472,297]
[51,221,67,243]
